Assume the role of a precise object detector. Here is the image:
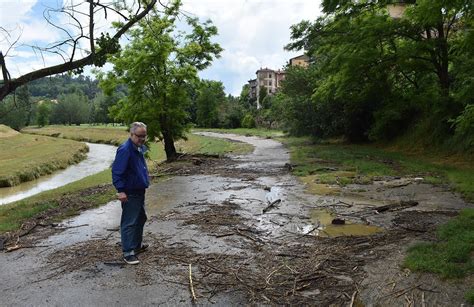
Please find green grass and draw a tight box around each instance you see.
[404,209,474,303]
[0,133,88,187]
[466,288,474,304]
[22,125,129,145]
[280,136,474,201]
[23,126,255,159]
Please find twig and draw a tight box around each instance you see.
[55,223,89,230]
[350,290,357,307]
[421,291,426,307]
[189,263,197,303]
[262,199,281,214]
[304,222,320,235]
[214,233,235,238]
[5,244,52,252]
[381,284,421,299]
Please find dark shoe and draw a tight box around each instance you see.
[123,255,139,265]
[135,243,149,255]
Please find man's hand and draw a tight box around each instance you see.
[117,192,128,203]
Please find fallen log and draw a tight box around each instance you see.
[375,200,418,213]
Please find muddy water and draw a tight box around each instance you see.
[309,209,383,237]
[0,143,116,205]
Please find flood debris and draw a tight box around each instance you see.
[1,185,113,251]
[262,199,281,214]
[375,200,418,213]
[3,134,471,306]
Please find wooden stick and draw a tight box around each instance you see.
[350,290,357,307]
[189,263,197,303]
[262,199,281,214]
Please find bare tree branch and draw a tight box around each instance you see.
[0,0,158,101]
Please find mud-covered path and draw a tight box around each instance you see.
[0,133,472,306]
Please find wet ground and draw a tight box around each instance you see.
[0,132,472,306]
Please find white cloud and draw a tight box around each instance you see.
[182,0,322,95]
[1,0,323,96]
[0,0,37,25]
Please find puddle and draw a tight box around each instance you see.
[308,209,383,237]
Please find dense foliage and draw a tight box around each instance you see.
[0,75,120,130]
[98,1,222,160]
[274,0,473,150]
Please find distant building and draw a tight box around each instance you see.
[249,54,310,108]
[248,78,257,100]
[289,54,310,68]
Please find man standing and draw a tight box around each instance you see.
[112,122,150,265]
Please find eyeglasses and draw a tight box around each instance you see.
[134,133,147,139]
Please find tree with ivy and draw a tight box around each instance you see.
[99,0,222,160]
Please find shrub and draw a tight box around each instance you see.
[241,113,256,128]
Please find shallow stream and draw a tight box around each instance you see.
[0,143,116,205]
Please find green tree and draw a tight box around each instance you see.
[0,85,31,130]
[36,102,51,127]
[219,95,244,129]
[196,80,225,128]
[52,92,90,125]
[284,0,473,146]
[99,1,222,160]
[91,91,123,124]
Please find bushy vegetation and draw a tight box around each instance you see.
[0,75,122,131]
[270,0,474,152]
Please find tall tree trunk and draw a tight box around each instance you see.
[437,23,450,98]
[162,130,177,161]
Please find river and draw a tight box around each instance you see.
[0,143,116,205]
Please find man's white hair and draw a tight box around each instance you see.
[130,122,147,134]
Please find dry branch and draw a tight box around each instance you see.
[189,263,197,302]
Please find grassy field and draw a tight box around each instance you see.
[0,126,88,187]
[22,125,129,146]
[0,125,253,234]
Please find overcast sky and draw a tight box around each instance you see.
[0,0,322,96]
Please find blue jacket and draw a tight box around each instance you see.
[112,138,149,194]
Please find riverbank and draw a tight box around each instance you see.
[0,125,88,187]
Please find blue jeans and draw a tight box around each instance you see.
[121,193,147,257]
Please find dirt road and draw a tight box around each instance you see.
[0,132,472,306]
